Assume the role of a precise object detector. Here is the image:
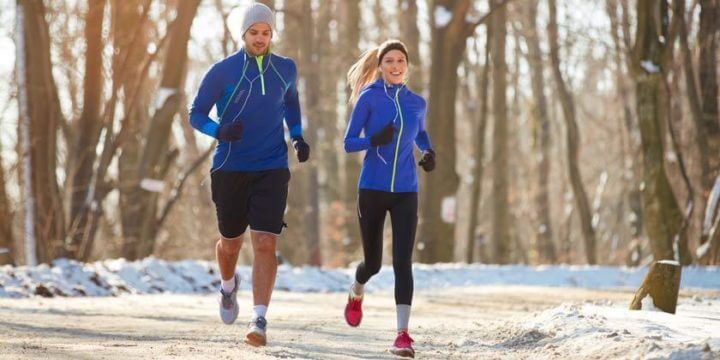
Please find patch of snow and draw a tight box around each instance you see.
[434,6,453,28]
[1,260,719,299]
[641,60,660,74]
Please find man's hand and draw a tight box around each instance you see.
[216,122,244,142]
[418,149,436,172]
[292,136,310,163]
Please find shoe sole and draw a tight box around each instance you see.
[390,347,415,358]
[245,331,267,347]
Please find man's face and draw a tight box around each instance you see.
[243,23,272,55]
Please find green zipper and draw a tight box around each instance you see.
[255,55,266,95]
[390,88,404,192]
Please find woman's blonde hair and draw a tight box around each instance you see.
[347,40,409,104]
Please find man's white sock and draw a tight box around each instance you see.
[253,304,268,319]
[221,276,236,293]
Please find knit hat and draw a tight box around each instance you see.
[240,3,275,35]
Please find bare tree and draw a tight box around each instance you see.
[67,0,106,259]
[547,0,597,264]
[522,0,556,263]
[340,0,363,263]
[17,0,67,264]
[419,0,499,263]
[489,0,510,264]
[398,0,423,93]
[120,0,202,260]
[0,137,14,265]
[631,0,684,261]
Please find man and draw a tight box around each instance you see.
[188,3,309,347]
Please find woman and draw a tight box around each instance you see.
[343,39,435,358]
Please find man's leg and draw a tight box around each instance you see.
[216,234,244,282]
[216,234,244,325]
[250,231,278,308]
[244,231,277,346]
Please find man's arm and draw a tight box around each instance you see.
[189,64,222,138]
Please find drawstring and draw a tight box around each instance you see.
[376,82,402,165]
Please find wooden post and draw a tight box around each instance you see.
[629,260,682,314]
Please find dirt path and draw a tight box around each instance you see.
[0,286,717,359]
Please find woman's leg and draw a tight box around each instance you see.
[355,189,389,285]
[390,192,418,331]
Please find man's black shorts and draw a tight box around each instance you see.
[210,168,290,238]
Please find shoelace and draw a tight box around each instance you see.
[397,332,414,345]
[220,289,235,309]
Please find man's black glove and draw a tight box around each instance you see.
[292,136,310,163]
[216,122,243,142]
[370,123,395,147]
[418,149,436,172]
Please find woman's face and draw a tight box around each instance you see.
[243,23,272,56]
[379,50,407,85]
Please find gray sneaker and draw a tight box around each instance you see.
[218,274,240,325]
[244,316,268,347]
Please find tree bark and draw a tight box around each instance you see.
[548,0,597,264]
[523,0,556,264]
[340,0,363,264]
[631,0,683,261]
[17,0,67,263]
[0,137,14,265]
[67,0,106,259]
[398,0,423,94]
[698,0,720,192]
[629,260,681,313]
[489,0,510,264]
[420,0,493,263]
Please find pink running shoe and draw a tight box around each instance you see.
[344,292,363,327]
[390,331,415,358]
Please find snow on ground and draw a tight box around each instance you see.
[508,298,720,359]
[0,258,719,298]
[1,259,719,359]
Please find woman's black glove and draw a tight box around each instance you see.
[292,136,310,163]
[216,122,244,142]
[370,123,395,147]
[418,149,436,172]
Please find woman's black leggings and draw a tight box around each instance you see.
[355,189,417,305]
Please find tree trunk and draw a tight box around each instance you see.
[315,1,343,266]
[461,33,491,264]
[420,0,487,263]
[523,0,556,264]
[548,0,597,264]
[0,136,14,265]
[121,0,201,259]
[398,0,423,94]
[698,0,720,261]
[17,0,66,264]
[629,260,681,313]
[489,0,510,264]
[340,0,363,264]
[300,0,322,266]
[632,0,683,261]
[67,0,106,259]
[698,0,720,193]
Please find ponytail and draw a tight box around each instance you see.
[347,48,380,104]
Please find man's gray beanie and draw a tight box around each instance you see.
[241,3,275,35]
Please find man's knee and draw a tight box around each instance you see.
[219,234,244,254]
[252,232,277,253]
